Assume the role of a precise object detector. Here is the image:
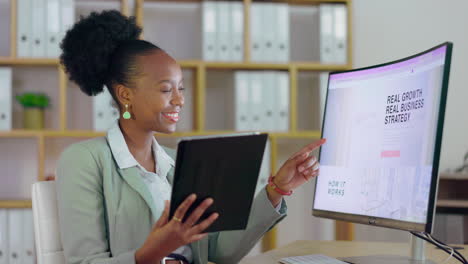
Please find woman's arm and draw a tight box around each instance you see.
[207,187,287,264]
[56,143,137,264]
[207,138,326,264]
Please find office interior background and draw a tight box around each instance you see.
[0,0,468,262]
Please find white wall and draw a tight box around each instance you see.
[353,0,468,172]
[352,0,468,242]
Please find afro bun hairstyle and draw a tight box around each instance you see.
[60,10,152,96]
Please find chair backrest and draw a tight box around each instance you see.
[32,181,66,264]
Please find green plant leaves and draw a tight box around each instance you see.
[15,92,50,108]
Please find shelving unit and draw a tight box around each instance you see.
[0,0,354,252]
[437,172,468,212]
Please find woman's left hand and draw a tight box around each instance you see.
[266,138,326,206]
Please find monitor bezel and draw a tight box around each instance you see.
[312,42,453,234]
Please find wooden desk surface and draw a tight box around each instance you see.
[240,240,468,264]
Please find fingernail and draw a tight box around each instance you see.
[298,166,305,172]
[191,194,197,199]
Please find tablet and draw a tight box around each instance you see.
[169,132,268,232]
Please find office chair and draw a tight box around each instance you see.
[32,181,66,264]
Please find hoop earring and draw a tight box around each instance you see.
[123,104,131,120]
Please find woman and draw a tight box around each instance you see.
[56,10,324,264]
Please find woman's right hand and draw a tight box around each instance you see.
[135,194,219,264]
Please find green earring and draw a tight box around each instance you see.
[123,104,131,120]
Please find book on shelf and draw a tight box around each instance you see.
[93,87,119,132]
[6,209,35,264]
[17,0,75,58]
[0,209,8,264]
[0,67,12,131]
[202,1,244,62]
[320,3,348,64]
[233,71,290,132]
[250,2,290,63]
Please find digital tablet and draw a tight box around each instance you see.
[169,132,268,232]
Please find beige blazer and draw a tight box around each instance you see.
[56,137,287,264]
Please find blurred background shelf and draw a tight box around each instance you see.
[0,57,60,66]
[0,0,353,255]
[0,200,32,208]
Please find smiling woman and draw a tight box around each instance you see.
[56,9,324,264]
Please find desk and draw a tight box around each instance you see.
[240,240,468,264]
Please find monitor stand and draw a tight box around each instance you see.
[339,235,436,264]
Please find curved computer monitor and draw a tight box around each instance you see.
[313,42,453,234]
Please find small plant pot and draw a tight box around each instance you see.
[23,108,44,130]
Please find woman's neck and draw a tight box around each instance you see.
[118,119,154,164]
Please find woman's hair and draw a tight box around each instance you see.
[60,10,161,100]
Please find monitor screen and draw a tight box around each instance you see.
[313,43,452,233]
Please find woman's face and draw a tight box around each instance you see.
[130,50,185,134]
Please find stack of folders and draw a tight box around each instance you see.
[16,0,75,58]
[93,87,120,131]
[433,213,466,244]
[0,68,12,131]
[202,1,244,62]
[318,3,348,129]
[234,71,289,132]
[319,3,347,64]
[0,208,36,264]
[250,2,289,63]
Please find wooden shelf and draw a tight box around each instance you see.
[178,60,352,71]
[0,130,43,138]
[0,57,59,66]
[288,0,350,4]
[440,172,468,180]
[0,130,321,138]
[437,199,468,209]
[0,200,32,208]
[143,0,350,3]
[0,58,351,72]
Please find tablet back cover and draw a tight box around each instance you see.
[170,133,268,232]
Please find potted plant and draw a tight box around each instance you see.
[15,92,50,130]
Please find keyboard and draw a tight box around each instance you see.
[279,254,349,264]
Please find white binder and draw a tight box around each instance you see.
[249,72,263,131]
[202,1,217,61]
[250,3,264,62]
[333,4,347,64]
[31,0,46,57]
[262,72,276,131]
[262,3,276,62]
[234,71,251,131]
[22,210,35,264]
[93,87,118,131]
[216,1,231,61]
[319,4,335,63]
[16,0,32,57]
[319,73,329,128]
[0,209,8,264]
[275,3,290,62]
[8,209,23,264]
[59,0,75,51]
[230,1,244,62]
[0,68,12,131]
[46,0,61,58]
[276,72,289,131]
